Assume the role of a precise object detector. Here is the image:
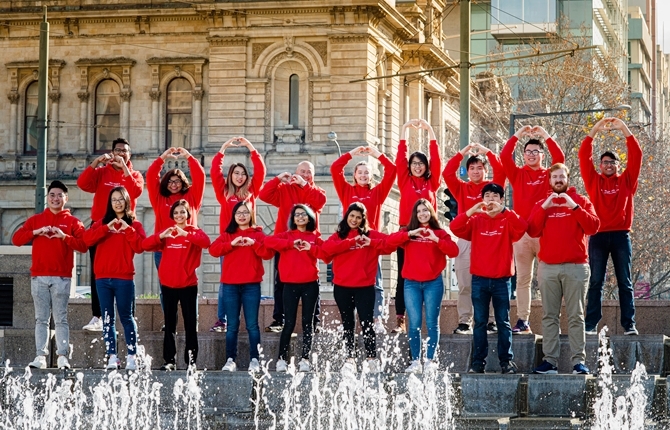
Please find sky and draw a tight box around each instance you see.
[659,2,670,54]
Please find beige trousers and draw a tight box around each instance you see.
[512,233,540,321]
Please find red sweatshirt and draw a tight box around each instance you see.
[442,151,507,214]
[142,226,211,288]
[265,230,324,284]
[389,228,459,282]
[450,210,527,278]
[578,135,642,232]
[83,219,146,280]
[500,136,565,220]
[330,152,397,230]
[396,139,441,226]
[259,176,327,234]
[320,229,404,287]
[527,187,600,264]
[211,150,266,231]
[12,208,87,277]
[77,161,144,222]
[146,156,206,234]
[209,226,275,284]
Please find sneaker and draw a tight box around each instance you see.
[390,316,406,334]
[341,358,356,374]
[106,354,120,370]
[276,359,288,372]
[533,360,558,374]
[265,321,283,333]
[160,363,176,371]
[424,359,439,373]
[453,323,472,335]
[624,326,639,336]
[125,355,137,371]
[573,363,590,374]
[512,319,532,335]
[29,355,47,369]
[222,358,237,372]
[373,318,386,334]
[210,320,227,333]
[468,363,485,374]
[405,359,422,374]
[83,316,103,331]
[364,358,380,373]
[57,356,70,369]
[298,359,311,372]
[249,358,260,373]
[585,328,598,335]
[487,322,498,334]
[500,361,518,374]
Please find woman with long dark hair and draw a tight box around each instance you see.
[83,186,146,370]
[209,201,274,372]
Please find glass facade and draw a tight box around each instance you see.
[491,0,557,25]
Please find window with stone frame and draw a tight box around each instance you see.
[288,74,300,128]
[166,77,193,149]
[23,81,39,154]
[94,79,121,153]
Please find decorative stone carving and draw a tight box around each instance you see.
[207,36,248,46]
[149,89,161,101]
[120,90,132,102]
[274,129,304,153]
[7,92,19,104]
[48,92,61,102]
[284,36,295,57]
[306,41,328,66]
[252,43,273,67]
[77,91,89,102]
[192,90,205,101]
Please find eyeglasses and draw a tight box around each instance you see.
[410,161,425,167]
[111,198,125,204]
[113,148,129,154]
[48,193,65,198]
[167,179,182,185]
[294,212,308,218]
[235,211,251,216]
[601,160,619,166]
[524,150,543,156]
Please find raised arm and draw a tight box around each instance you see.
[146,155,167,207]
[442,152,466,192]
[330,151,354,205]
[375,151,397,200]
[578,135,598,195]
[533,126,564,165]
[449,212,473,241]
[249,147,267,198]
[183,149,206,210]
[486,150,506,186]
[258,176,285,207]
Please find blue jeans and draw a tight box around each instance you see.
[374,257,384,319]
[222,282,261,360]
[585,231,636,331]
[217,257,227,324]
[96,278,138,356]
[471,275,513,367]
[404,276,444,361]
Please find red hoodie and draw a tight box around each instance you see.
[396,139,441,226]
[12,209,87,277]
[209,226,275,284]
[389,228,459,282]
[450,210,527,278]
[77,161,144,221]
[500,136,565,220]
[527,187,600,264]
[320,229,404,287]
[146,156,206,234]
[265,230,324,284]
[142,226,211,288]
[83,219,146,280]
[442,151,507,214]
[211,150,266,231]
[259,176,327,234]
[330,152,397,230]
[578,135,642,232]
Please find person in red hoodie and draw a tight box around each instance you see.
[527,164,600,375]
[83,186,146,371]
[209,201,274,373]
[265,204,324,373]
[390,199,459,374]
[451,184,527,374]
[443,142,506,335]
[330,144,396,333]
[77,137,144,333]
[259,160,326,333]
[321,202,404,374]
[12,180,87,370]
[143,200,211,370]
[393,118,442,334]
[501,125,565,335]
[210,136,266,334]
[580,118,642,336]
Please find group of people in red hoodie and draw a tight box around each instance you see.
[13,115,640,376]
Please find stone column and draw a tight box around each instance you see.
[48,92,61,155]
[192,90,204,153]
[149,90,161,151]
[7,92,19,154]
[77,92,89,152]
[120,90,132,140]
[378,90,390,154]
[430,94,444,146]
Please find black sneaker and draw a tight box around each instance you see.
[160,363,176,371]
[501,361,518,374]
[624,326,639,336]
[453,323,472,335]
[468,363,485,373]
[265,320,283,333]
[487,322,498,334]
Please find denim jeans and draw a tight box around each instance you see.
[222,282,261,360]
[216,257,227,324]
[32,276,71,357]
[88,243,101,318]
[404,276,444,361]
[585,231,636,331]
[471,275,513,367]
[97,278,138,356]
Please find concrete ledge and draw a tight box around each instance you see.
[526,374,588,417]
[460,374,521,417]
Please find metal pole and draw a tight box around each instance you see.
[35,6,49,213]
[459,0,471,179]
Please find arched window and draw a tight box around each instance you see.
[289,74,299,128]
[166,78,192,149]
[94,79,120,153]
[24,82,39,154]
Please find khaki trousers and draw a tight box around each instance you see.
[512,233,540,321]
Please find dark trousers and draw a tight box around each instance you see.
[273,254,320,325]
[333,285,376,359]
[88,243,101,318]
[278,281,320,361]
[161,285,198,365]
[394,247,406,315]
[471,275,513,367]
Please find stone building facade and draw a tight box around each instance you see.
[0,0,509,299]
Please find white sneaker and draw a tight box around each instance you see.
[29,355,47,369]
[276,359,288,372]
[364,358,380,373]
[405,359,422,374]
[373,319,386,334]
[341,358,356,375]
[57,356,70,369]
[125,355,137,370]
[222,358,237,372]
[83,316,103,331]
[298,359,311,372]
[249,358,260,373]
[106,354,120,370]
[424,359,439,373]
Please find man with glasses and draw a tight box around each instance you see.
[579,118,642,336]
[77,138,144,331]
[501,125,565,335]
